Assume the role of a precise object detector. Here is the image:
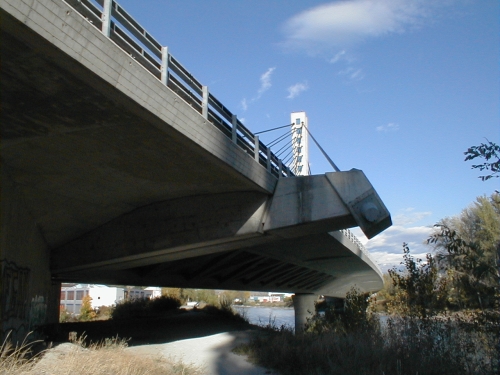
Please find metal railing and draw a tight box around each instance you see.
[63,0,293,178]
[340,229,369,257]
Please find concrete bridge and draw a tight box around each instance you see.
[0,0,391,339]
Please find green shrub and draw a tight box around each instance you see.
[306,287,377,335]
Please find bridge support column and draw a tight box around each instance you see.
[1,171,58,344]
[292,293,316,334]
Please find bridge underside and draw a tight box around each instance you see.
[54,231,380,298]
[1,8,273,250]
[1,0,390,341]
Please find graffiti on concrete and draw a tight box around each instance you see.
[1,260,31,321]
[29,295,47,330]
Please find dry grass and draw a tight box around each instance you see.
[0,332,43,375]
[1,332,203,375]
[236,313,498,375]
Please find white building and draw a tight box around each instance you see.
[249,292,289,303]
[60,284,161,314]
[290,111,310,176]
[125,286,162,300]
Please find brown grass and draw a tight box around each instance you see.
[1,332,203,375]
[235,313,498,375]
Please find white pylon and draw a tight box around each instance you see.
[290,111,310,176]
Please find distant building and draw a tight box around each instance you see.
[124,286,162,301]
[60,284,161,314]
[249,292,287,303]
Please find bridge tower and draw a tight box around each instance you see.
[290,111,315,332]
[290,111,310,176]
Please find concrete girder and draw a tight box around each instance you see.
[51,171,389,296]
[264,170,391,239]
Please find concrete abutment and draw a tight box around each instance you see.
[1,171,60,343]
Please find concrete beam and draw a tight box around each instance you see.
[326,170,392,239]
[264,170,391,239]
[51,192,269,273]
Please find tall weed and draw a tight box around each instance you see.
[1,332,202,375]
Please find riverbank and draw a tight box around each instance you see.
[6,310,274,375]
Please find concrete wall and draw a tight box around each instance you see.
[1,170,59,343]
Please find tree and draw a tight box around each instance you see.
[79,295,96,321]
[387,244,446,317]
[428,193,499,309]
[464,140,499,181]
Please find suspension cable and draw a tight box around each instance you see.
[302,125,340,172]
[254,123,293,135]
[268,129,293,148]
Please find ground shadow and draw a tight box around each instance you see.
[48,310,258,346]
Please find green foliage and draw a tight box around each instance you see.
[306,287,376,335]
[94,305,112,320]
[79,295,96,322]
[59,307,74,323]
[429,224,497,309]
[464,140,499,181]
[387,244,447,317]
[428,193,499,309]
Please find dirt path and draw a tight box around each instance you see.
[47,310,275,375]
[126,330,273,375]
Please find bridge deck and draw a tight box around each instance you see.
[1,0,279,249]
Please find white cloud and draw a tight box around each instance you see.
[330,50,346,64]
[369,225,434,272]
[241,98,248,111]
[287,82,309,99]
[376,123,399,132]
[258,67,276,96]
[281,0,432,53]
[351,218,434,272]
[241,67,276,111]
[338,67,365,81]
[393,208,432,226]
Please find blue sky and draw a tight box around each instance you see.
[116,0,498,271]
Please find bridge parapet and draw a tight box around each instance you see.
[340,229,368,256]
[63,0,293,178]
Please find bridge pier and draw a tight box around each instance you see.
[1,171,60,343]
[292,293,316,334]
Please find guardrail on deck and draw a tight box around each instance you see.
[340,229,370,257]
[63,0,293,178]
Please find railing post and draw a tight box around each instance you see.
[254,135,259,162]
[101,0,112,37]
[231,115,238,144]
[278,159,283,177]
[266,148,272,172]
[202,86,209,119]
[161,46,169,86]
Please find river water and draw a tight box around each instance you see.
[233,306,295,328]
